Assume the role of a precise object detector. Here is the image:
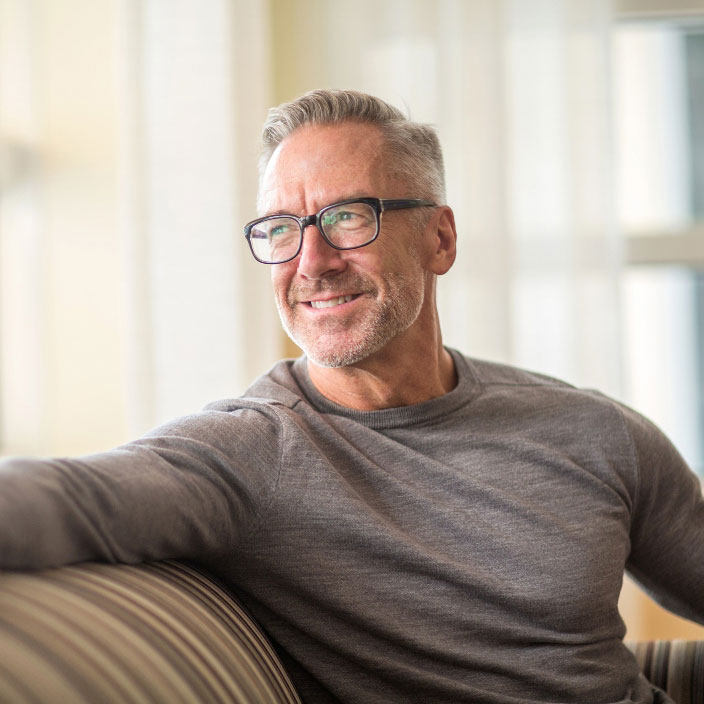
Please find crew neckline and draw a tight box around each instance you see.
[289,348,480,430]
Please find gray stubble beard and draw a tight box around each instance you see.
[276,269,425,368]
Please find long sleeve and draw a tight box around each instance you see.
[623,403,704,623]
[0,406,283,570]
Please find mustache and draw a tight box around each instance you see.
[287,274,376,303]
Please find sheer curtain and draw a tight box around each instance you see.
[0,0,620,457]
[126,0,279,433]
[273,0,621,395]
[0,0,281,454]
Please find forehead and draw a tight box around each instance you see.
[259,122,394,214]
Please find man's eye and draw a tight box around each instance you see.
[270,224,291,236]
[324,211,358,226]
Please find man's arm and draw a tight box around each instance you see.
[623,403,704,624]
[0,406,282,570]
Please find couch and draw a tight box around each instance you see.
[0,560,700,703]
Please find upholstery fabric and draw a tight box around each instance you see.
[0,560,301,703]
[1,559,702,704]
[627,641,704,704]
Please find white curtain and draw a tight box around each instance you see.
[269,0,621,392]
[0,0,620,457]
[0,0,281,454]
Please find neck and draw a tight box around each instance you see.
[306,331,457,411]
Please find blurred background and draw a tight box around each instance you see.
[1,0,703,640]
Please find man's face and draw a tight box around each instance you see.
[260,122,430,368]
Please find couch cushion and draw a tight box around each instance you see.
[627,640,704,704]
[0,560,301,703]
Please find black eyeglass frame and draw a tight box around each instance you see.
[243,197,436,264]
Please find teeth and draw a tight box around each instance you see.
[310,295,355,309]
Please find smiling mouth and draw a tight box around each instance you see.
[308,294,359,309]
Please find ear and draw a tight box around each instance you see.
[424,206,457,275]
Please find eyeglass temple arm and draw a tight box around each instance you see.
[381,199,436,211]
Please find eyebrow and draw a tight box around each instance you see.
[266,209,298,217]
[263,194,373,218]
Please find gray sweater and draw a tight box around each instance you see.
[1,350,702,703]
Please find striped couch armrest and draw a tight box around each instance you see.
[627,640,704,704]
[0,560,301,704]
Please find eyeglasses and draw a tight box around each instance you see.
[243,197,435,264]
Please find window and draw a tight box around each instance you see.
[614,18,704,476]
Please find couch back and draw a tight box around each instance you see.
[0,560,702,703]
[0,560,300,703]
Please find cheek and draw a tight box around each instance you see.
[270,267,291,304]
[348,241,394,272]
[271,259,297,283]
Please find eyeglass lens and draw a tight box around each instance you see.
[249,201,378,263]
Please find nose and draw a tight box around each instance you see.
[296,224,347,279]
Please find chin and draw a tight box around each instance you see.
[275,308,374,368]
[296,339,377,368]
[287,325,395,368]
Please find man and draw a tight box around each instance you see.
[1,89,702,703]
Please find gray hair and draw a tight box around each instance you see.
[258,89,446,208]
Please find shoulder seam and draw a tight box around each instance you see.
[239,406,287,542]
[610,400,642,526]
